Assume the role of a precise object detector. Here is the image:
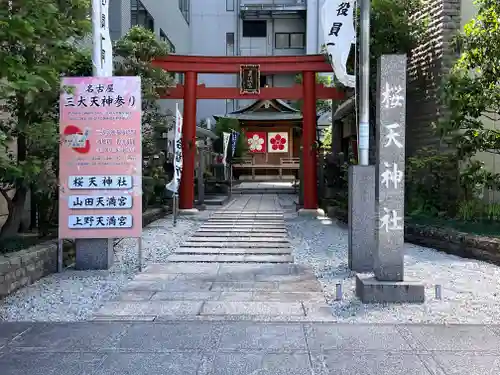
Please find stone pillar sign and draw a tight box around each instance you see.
[355,54,425,303]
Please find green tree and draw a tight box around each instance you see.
[0,0,91,237]
[213,118,247,158]
[440,0,500,196]
[113,26,175,158]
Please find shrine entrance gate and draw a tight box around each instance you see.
[152,55,344,211]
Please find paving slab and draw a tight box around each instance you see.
[123,280,213,292]
[210,281,280,292]
[0,352,107,375]
[95,301,204,317]
[219,323,307,350]
[304,324,412,351]
[151,291,221,301]
[4,321,500,375]
[6,322,129,351]
[112,291,156,301]
[144,263,220,275]
[117,322,222,350]
[401,324,500,351]
[0,322,33,348]
[201,301,305,317]
[310,351,433,375]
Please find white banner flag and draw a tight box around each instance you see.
[166,104,183,193]
[321,0,356,87]
[222,132,231,180]
[92,0,113,76]
[222,132,231,167]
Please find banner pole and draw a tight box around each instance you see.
[138,237,142,271]
[57,239,63,273]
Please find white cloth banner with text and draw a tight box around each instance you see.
[92,0,113,76]
[166,104,183,193]
[321,0,356,87]
[222,132,231,180]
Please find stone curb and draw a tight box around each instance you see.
[325,205,500,266]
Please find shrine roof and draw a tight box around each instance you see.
[214,99,302,122]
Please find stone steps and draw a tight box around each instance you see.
[186,236,289,243]
[166,254,294,263]
[92,198,333,322]
[175,247,291,255]
[195,228,287,233]
[199,225,286,230]
[193,231,287,237]
[182,241,291,248]
[205,220,285,224]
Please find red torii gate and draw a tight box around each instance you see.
[152,55,344,211]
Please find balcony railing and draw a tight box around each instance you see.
[240,0,306,18]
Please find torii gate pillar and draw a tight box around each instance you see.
[301,71,319,211]
[179,71,198,210]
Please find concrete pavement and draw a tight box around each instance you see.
[1,321,500,374]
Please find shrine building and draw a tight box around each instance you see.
[214,99,302,181]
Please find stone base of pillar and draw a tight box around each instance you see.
[355,274,425,304]
[297,208,325,217]
[178,208,199,215]
[348,165,376,273]
[75,238,114,270]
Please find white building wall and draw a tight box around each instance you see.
[306,0,320,54]
[108,0,191,117]
[191,0,238,122]
[140,0,191,116]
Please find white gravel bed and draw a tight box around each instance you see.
[0,212,210,322]
[286,214,500,324]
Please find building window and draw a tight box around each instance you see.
[131,0,154,31]
[160,29,176,53]
[242,20,267,38]
[260,75,267,88]
[226,0,234,11]
[226,32,235,56]
[179,0,190,24]
[275,32,305,49]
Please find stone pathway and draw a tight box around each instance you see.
[94,195,332,322]
[3,321,500,375]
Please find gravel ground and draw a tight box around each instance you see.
[0,212,210,322]
[286,214,500,324]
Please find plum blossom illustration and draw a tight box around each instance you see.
[270,133,287,151]
[248,134,264,152]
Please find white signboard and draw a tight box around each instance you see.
[68,214,133,229]
[321,0,356,87]
[68,175,133,189]
[92,0,113,76]
[68,195,133,209]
